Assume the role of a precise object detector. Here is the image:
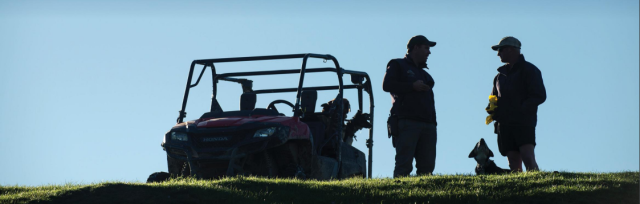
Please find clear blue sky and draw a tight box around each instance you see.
[1,1,638,186]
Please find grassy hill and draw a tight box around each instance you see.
[1,171,637,204]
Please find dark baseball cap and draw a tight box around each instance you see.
[407,35,436,49]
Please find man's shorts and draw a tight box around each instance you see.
[496,123,536,156]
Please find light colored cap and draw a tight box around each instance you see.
[491,36,521,51]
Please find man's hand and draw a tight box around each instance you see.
[486,105,494,114]
[490,107,500,121]
[413,80,430,92]
[486,109,494,114]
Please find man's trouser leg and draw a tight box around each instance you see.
[393,119,422,178]
[414,123,437,175]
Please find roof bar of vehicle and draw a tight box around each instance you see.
[189,64,208,88]
[193,53,333,65]
[214,68,337,79]
[178,61,197,123]
[251,85,361,94]
[340,69,369,77]
[292,54,313,118]
[365,75,375,179]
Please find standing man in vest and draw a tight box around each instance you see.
[488,36,546,172]
[383,35,438,178]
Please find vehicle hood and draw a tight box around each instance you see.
[195,115,300,128]
[172,115,310,139]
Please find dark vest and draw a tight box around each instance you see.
[388,58,437,124]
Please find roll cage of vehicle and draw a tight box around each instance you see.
[175,53,375,178]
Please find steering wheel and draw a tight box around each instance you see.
[266,100,295,113]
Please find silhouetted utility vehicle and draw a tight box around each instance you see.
[149,54,374,181]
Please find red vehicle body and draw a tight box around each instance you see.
[194,115,310,139]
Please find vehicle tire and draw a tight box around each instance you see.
[147,172,171,183]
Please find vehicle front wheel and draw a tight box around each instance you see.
[147,172,171,183]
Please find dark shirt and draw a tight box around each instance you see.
[382,55,437,125]
[491,54,546,127]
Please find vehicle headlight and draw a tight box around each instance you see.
[171,132,189,141]
[253,127,277,138]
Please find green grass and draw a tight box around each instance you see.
[1,171,637,204]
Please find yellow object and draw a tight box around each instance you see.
[485,115,493,125]
[489,95,498,104]
[485,95,498,125]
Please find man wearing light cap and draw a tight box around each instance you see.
[383,35,438,177]
[488,36,546,172]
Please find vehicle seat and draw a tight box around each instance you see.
[300,90,317,114]
[298,90,326,153]
[240,93,257,111]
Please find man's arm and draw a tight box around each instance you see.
[522,66,547,112]
[382,60,414,93]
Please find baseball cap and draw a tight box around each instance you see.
[407,35,436,49]
[491,36,521,51]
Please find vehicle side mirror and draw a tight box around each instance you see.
[351,75,364,85]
